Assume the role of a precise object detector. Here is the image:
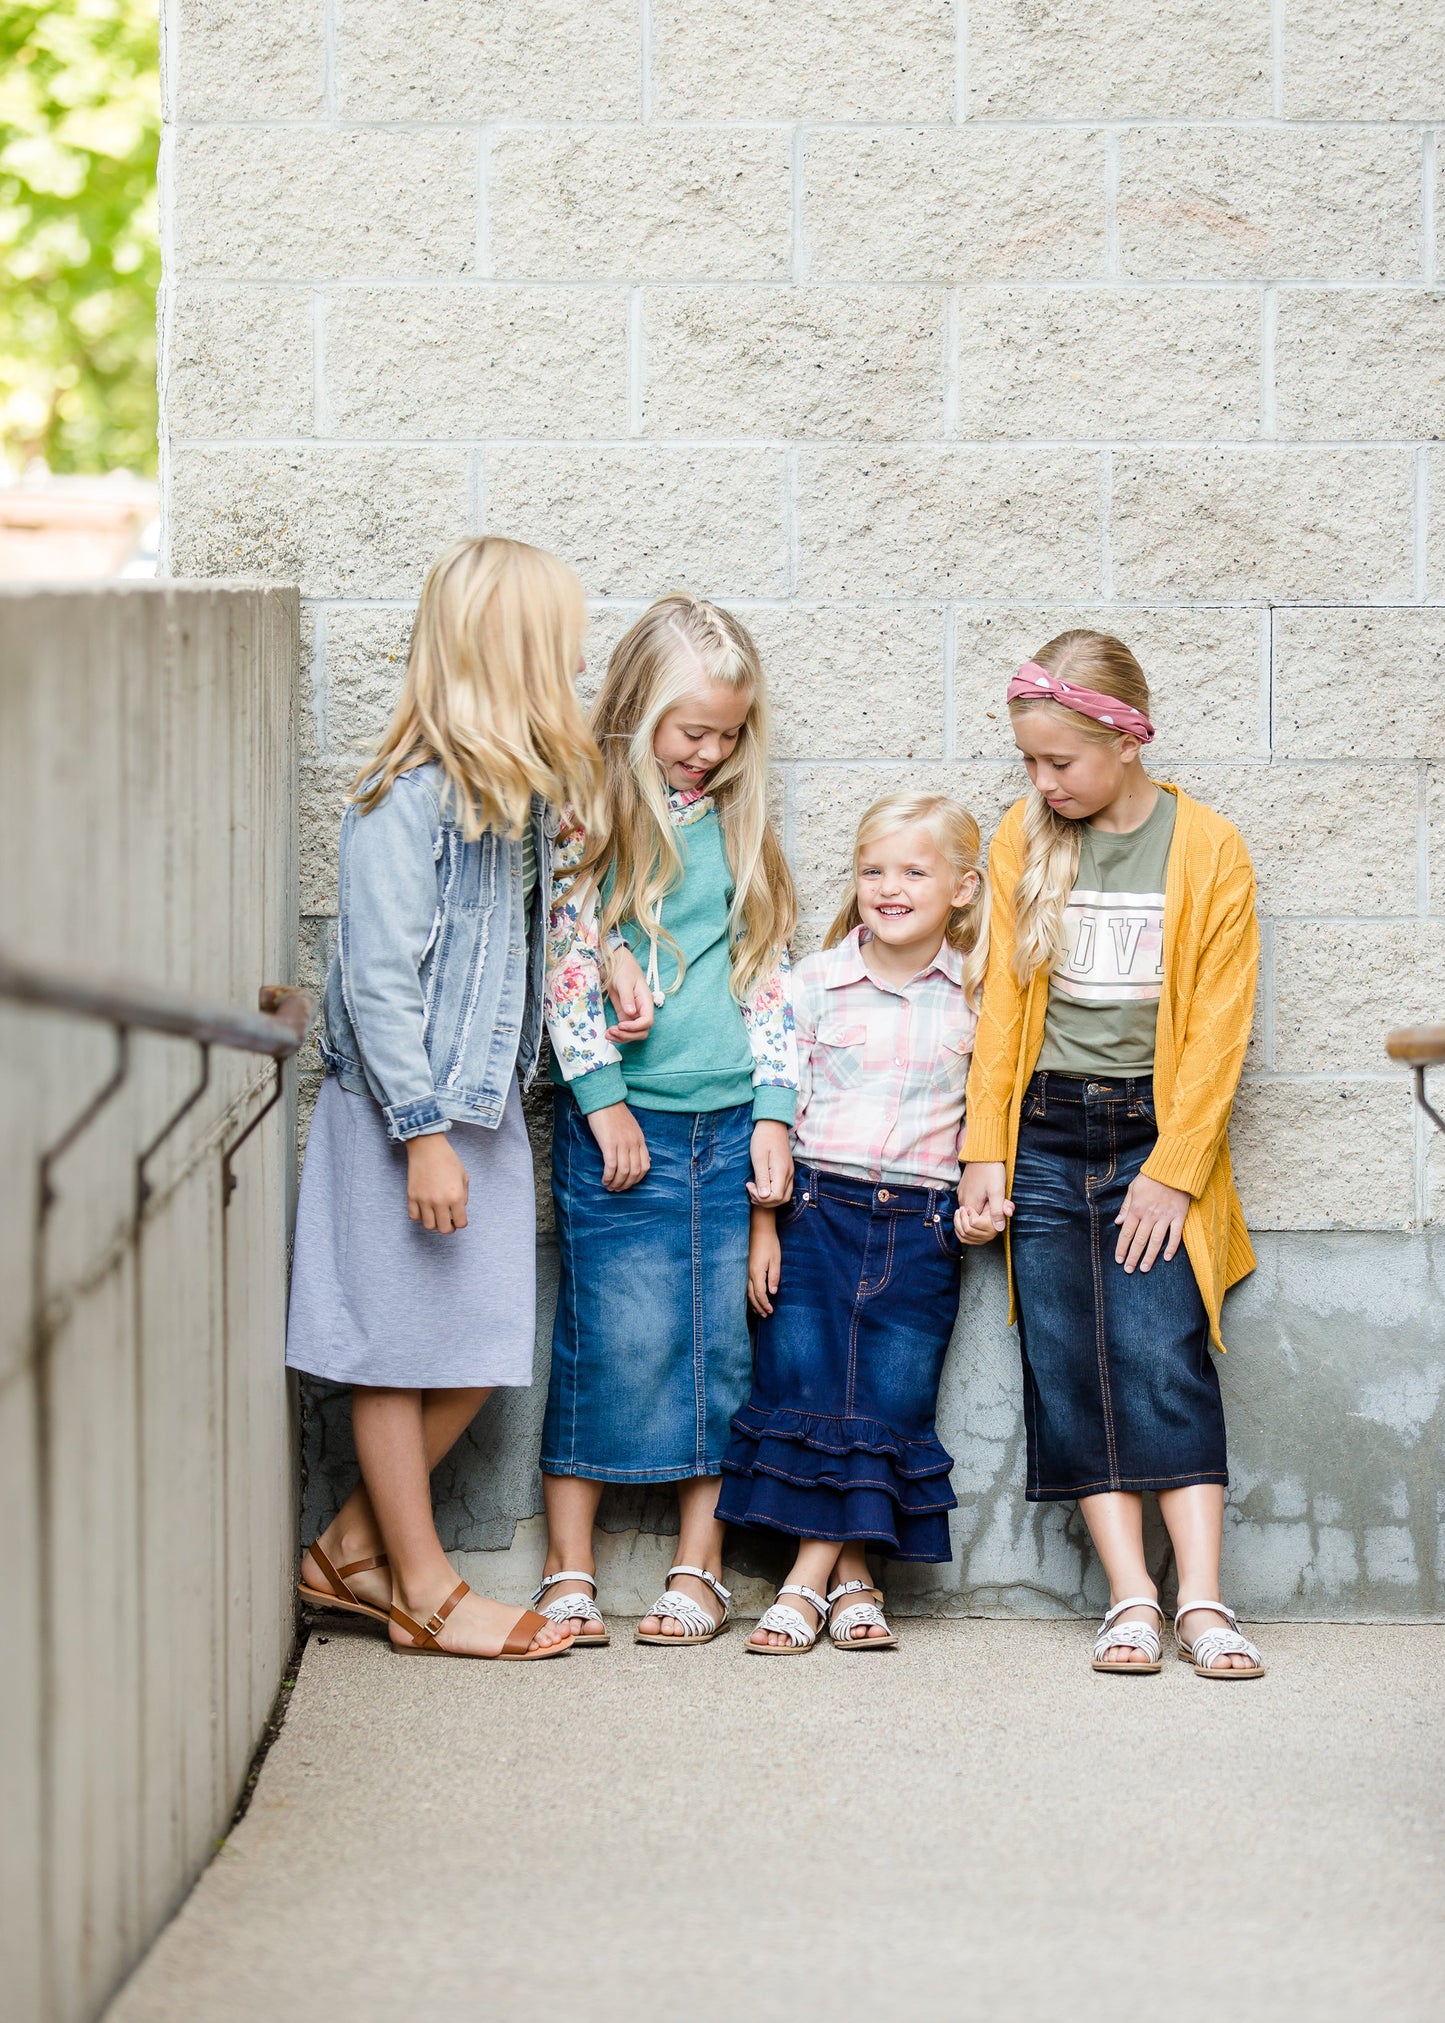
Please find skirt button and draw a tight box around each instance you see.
[878,1187,891,1201]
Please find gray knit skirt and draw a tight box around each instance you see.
[285,1073,536,1389]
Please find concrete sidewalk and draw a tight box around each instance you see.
[109,1620,1443,2022]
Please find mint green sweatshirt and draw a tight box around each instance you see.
[555,808,795,1124]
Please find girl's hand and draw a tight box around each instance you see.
[748,1208,782,1317]
[605,945,655,1044]
[956,1161,1012,1243]
[747,1119,794,1207]
[586,1102,651,1192]
[1114,1175,1190,1274]
[406,1132,469,1233]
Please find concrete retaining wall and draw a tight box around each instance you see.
[159,6,1445,1613]
[0,585,300,2023]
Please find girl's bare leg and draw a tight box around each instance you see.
[748,1538,842,1648]
[1157,1482,1255,1670]
[301,1385,489,1613]
[1076,1490,1158,1665]
[827,1542,891,1643]
[638,1476,729,1637]
[351,1387,568,1654]
[540,1474,608,1639]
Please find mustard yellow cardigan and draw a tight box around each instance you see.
[960,785,1258,1350]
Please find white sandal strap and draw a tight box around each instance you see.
[1100,1596,1164,1631]
[538,1593,605,1628]
[667,1564,732,1608]
[826,1579,879,1606]
[531,1570,598,1602]
[778,1583,829,1620]
[1174,1598,1237,1635]
[1187,1626,1262,1670]
[755,1602,818,1648]
[831,1601,890,1642]
[646,1589,723,1637]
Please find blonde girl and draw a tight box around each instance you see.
[533,594,798,1649]
[719,794,988,1654]
[287,535,613,1662]
[958,631,1265,1680]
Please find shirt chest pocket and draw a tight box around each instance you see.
[814,1020,867,1091]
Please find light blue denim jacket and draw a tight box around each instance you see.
[319,763,558,1140]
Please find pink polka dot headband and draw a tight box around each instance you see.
[1006,662,1155,745]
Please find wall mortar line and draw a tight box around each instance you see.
[640,1,654,123]
[322,0,339,120]
[1424,131,1438,286]
[954,1,968,124]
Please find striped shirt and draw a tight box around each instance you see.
[792,928,977,1189]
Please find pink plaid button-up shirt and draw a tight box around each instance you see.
[791,928,977,1189]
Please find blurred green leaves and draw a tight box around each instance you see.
[1,1,160,475]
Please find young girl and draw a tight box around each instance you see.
[958,631,1265,1679]
[287,534,626,1661]
[717,793,989,1654]
[534,594,797,1649]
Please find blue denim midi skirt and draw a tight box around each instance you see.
[1010,1072,1228,1502]
[717,1166,961,1562]
[542,1090,753,1482]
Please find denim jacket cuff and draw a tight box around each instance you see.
[383,1094,451,1142]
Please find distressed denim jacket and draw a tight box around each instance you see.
[319,763,558,1140]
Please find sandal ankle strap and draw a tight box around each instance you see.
[778,1583,830,1620]
[827,1579,881,1607]
[1174,1598,1237,1633]
[390,1579,470,1649]
[1100,1596,1164,1631]
[531,1570,598,1602]
[666,1564,732,1605]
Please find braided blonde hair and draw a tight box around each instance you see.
[1008,630,1152,984]
[825,792,990,1010]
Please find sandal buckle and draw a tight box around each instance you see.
[422,1611,446,1637]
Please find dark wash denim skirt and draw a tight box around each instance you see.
[542,1090,753,1483]
[1010,1071,1227,1502]
[717,1165,961,1562]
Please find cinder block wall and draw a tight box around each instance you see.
[159,4,1445,1615]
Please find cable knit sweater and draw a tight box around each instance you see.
[961,784,1258,1350]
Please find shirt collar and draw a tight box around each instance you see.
[821,925,965,991]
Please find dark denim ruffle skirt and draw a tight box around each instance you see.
[717,1165,961,1562]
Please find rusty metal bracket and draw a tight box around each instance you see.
[37,1024,130,1222]
[136,1041,212,1214]
[220,1057,285,1207]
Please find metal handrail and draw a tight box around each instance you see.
[0,948,312,1057]
[1387,1025,1445,1137]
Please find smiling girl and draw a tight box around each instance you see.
[958,631,1265,1680]
[717,793,988,1654]
[534,594,798,1649]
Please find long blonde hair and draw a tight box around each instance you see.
[825,792,991,1010]
[1008,629,1152,983]
[352,535,605,841]
[590,593,796,1001]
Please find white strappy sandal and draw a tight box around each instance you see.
[746,1583,831,1655]
[1174,1600,1265,1679]
[635,1564,733,1645]
[1092,1596,1164,1674]
[531,1570,610,1648]
[826,1579,897,1651]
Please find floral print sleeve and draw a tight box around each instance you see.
[544,810,621,1084]
[740,944,798,1094]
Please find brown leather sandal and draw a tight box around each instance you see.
[389,1580,575,1660]
[298,1541,391,1627]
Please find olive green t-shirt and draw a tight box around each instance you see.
[1037,787,1177,1079]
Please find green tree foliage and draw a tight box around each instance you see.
[0,1,160,475]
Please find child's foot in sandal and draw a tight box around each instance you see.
[826,1580,897,1649]
[636,1565,732,1642]
[1174,1600,1265,1678]
[747,1583,829,1653]
[532,1569,610,1646]
[389,1578,573,1659]
[1092,1596,1164,1672]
